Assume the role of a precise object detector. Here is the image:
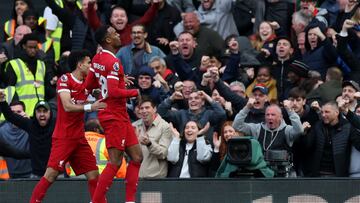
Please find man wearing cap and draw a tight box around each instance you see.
[340,80,360,112]
[244,84,270,123]
[0,96,55,178]
[336,79,360,177]
[137,65,169,105]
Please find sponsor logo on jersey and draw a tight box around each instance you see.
[113,62,120,71]
[60,75,68,82]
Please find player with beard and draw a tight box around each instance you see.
[86,25,142,203]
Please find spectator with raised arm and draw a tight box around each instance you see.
[167,121,212,177]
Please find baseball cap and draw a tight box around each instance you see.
[252,84,269,95]
[35,101,50,110]
[289,60,310,78]
[342,80,360,92]
[138,65,155,77]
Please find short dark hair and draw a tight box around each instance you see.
[323,101,339,111]
[95,25,111,45]
[68,50,91,71]
[288,87,306,99]
[138,96,156,108]
[10,100,26,112]
[19,33,39,47]
[178,31,194,39]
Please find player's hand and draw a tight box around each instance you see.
[91,99,107,111]
[169,122,180,139]
[124,75,135,87]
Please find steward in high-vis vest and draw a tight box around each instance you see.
[4,33,52,117]
[43,0,82,61]
[66,119,127,178]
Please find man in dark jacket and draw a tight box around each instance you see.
[0,96,55,177]
[304,101,360,177]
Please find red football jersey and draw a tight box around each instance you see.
[87,49,138,121]
[53,73,88,139]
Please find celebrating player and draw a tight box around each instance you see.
[30,50,107,203]
[86,25,143,203]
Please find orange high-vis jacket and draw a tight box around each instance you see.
[66,132,127,178]
[0,157,9,180]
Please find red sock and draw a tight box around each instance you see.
[92,163,118,203]
[88,177,98,200]
[30,177,52,203]
[125,161,141,202]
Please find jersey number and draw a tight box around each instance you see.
[99,75,108,99]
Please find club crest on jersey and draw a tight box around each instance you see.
[60,75,68,82]
[113,62,120,71]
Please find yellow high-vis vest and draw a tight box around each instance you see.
[8,59,46,117]
[4,19,16,41]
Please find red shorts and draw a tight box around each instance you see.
[100,119,139,151]
[47,137,98,176]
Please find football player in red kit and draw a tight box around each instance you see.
[30,50,107,203]
[86,25,143,203]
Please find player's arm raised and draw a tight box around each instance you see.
[107,76,139,98]
[59,91,107,112]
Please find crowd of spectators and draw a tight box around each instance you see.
[0,0,360,179]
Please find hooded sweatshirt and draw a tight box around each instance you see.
[0,101,55,176]
[233,106,304,151]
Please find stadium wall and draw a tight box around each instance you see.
[1,178,360,203]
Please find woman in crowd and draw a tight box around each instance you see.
[167,121,213,178]
[3,0,34,40]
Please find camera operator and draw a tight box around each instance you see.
[233,99,304,176]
